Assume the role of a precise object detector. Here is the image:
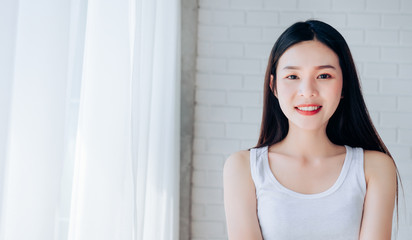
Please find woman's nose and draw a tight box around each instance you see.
[298,79,318,97]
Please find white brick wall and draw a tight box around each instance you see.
[191,0,412,239]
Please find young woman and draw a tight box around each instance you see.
[223,20,399,240]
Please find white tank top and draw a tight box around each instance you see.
[250,145,366,240]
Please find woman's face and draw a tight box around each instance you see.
[273,40,343,131]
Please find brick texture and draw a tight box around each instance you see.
[191,0,412,239]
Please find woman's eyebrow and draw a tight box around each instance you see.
[282,65,337,70]
[316,65,336,70]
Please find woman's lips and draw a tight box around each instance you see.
[295,105,322,116]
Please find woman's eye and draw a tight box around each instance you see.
[318,74,332,79]
[286,75,298,80]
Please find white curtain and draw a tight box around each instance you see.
[0,0,181,239]
[134,0,180,239]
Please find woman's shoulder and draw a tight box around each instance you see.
[363,150,397,182]
[223,150,251,177]
[224,150,250,168]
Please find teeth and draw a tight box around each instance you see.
[297,106,321,111]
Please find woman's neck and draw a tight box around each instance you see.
[272,123,343,159]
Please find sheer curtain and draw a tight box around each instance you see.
[0,0,180,239]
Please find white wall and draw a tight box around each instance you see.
[191,0,412,239]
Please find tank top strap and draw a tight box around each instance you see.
[348,146,367,195]
[249,146,268,192]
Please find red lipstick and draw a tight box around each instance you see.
[295,104,322,116]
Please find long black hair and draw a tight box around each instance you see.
[255,19,401,228]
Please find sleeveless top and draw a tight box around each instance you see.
[250,145,366,240]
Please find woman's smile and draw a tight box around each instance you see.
[295,104,322,115]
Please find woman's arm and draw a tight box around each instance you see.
[223,151,263,240]
[359,150,397,240]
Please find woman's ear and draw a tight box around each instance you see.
[270,74,277,97]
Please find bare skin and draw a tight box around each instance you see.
[223,40,396,239]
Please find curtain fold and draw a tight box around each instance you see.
[134,0,181,239]
[67,0,135,239]
[0,0,18,226]
[0,0,71,239]
[0,0,181,239]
